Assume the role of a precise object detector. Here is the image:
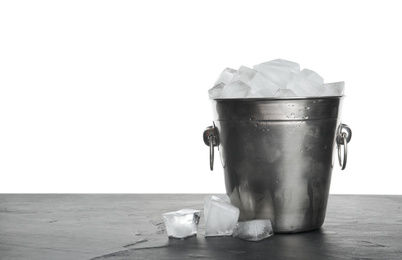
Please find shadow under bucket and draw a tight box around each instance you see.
[203,97,351,233]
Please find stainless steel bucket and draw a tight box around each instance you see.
[203,97,352,233]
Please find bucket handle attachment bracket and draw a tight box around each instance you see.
[203,123,219,171]
[336,124,352,170]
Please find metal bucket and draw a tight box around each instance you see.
[203,97,352,233]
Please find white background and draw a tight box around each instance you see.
[0,1,401,194]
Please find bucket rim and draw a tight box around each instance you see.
[211,95,344,102]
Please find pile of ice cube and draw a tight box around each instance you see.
[209,59,344,99]
[162,195,273,242]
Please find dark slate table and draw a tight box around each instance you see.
[0,194,401,259]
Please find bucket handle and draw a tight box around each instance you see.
[203,123,218,171]
[336,124,352,170]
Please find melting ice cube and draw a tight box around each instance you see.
[254,59,300,89]
[230,66,257,84]
[203,195,230,224]
[220,80,251,98]
[232,219,274,241]
[162,209,201,239]
[208,82,225,99]
[321,81,345,96]
[214,68,237,86]
[287,69,324,97]
[204,196,240,237]
[247,72,278,98]
[273,88,297,97]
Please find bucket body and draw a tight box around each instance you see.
[210,97,344,233]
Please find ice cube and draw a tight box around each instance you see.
[253,59,300,88]
[230,66,257,84]
[219,194,231,203]
[214,68,237,86]
[273,88,297,97]
[287,69,324,97]
[321,81,345,96]
[232,219,274,241]
[162,209,201,239]
[203,195,230,224]
[220,80,251,99]
[204,196,240,237]
[208,82,225,99]
[300,68,324,84]
[261,59,300,70]
[247,72,278,98]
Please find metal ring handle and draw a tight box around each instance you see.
[208,134,214,171]
[337,124,352,145]
[336,123,352,170]
[204,124,218,171]
[337,132,348,170]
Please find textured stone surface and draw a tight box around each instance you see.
[1,195,402,259]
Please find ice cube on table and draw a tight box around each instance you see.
[204,196,240,237]
[214,68,237,86]
[208,82,225,99]
[253,59,300,89]
[247,72,278,98]
[273,88,297,97]
[287,69,324,97]
[203,195,230,224]
[321,81,345,96]
[162,209,201,239]
[230,66,257,84]
[232,219,274,241]
[220,80,251,98]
